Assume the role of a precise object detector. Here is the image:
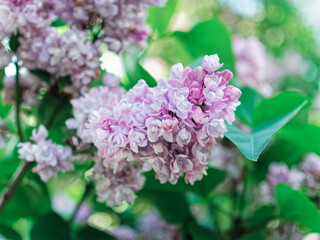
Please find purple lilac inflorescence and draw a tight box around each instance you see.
[66,73,126,144]
[79,55,241,205]
[261,163,305,202]
[18,125,74,181]
[47,0,167,52]
[0,0,167,93]
[300,153,320,194]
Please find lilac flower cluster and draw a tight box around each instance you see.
[261,163,303,203]
[48,0,167,52]
[0,0,167,93]
[261,163,305,202]
[300,153,320,194]
[233,36,306,96]
[18,28,101,93]
[18,125,73,181]
[233,36,274,96]
[67,73,125,144]
[84,55,241,205]
[0,0,55,38]
[261,153,320,202]
[94,159,145,206]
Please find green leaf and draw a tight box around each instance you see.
[246,205,275,229]
[30,70,51,85]
[30,212,72,240]
[252,92,311,126]
[9,32,21,52]
[0,69,5,90]
[173,18,234,71]
[37,92,71,132]
[0,175,51,223]
[187,222,219,240]
[276,124,320,156]
[0,224,22,240]
[236,231,265,240]
[275,184,320,232]
[122,49,157,89]
[189,168,226,197]
[147,0,177,35]
[51,18,66,27]
[138,189,191,223]
[0,96,12,119]
[76,227,115,240]
[225,92,308,161]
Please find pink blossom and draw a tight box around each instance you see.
[83,55,241,206]
[18,125,73,181]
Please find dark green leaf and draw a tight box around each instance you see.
[9,33,21,52]
[0,175,51,223]
[30,212,72,240]
[51,18,66,27]
[173,18,235,71]
[142,168,226,197]
[189,168,226,197]
[76,227,115,240]
[58,76,72,92]
[0,224,22,240]
[30,70,51,84]
[275,184,320,232]
[0,96,12,119]
[0,69,5,90]
[237,231,265,240]
[187,222,218,240]
[225,92,308,161]
[138,189,191,223]
[246,205,275,229]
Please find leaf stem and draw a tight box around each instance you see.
[69,182,94,224]
[0,75,66,215]
[14,61,25,142]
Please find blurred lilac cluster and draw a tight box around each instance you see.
[111,211,181,240]
[70,55,241,205]
[18,125,74,181]
[0,0,166,92]
[261,153,320,202]
[18,28,101,93]
[233,36,305,96]
[48,0,167,52]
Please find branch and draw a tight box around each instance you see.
[0,161,33,214]
[14,62,25,142]
[0,69,67,215]
[0,62,29,215]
